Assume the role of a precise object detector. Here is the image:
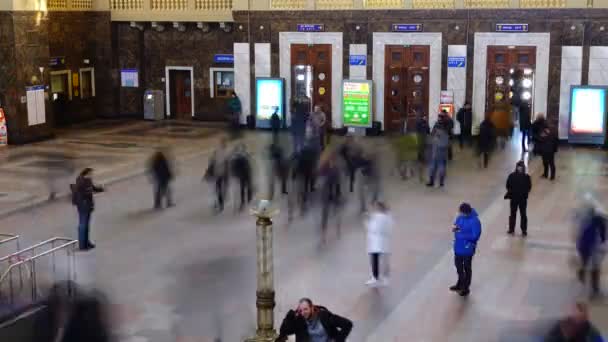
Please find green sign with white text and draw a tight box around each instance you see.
[342,80,372,127]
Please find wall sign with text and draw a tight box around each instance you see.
[495,24,529,32]
[391,24,423,32]
[297,24,324,32]
[120,69,139,88]
[447,56,466,68]
[214,54,234,64]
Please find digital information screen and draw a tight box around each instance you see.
[342,80,372,127]
[255,78,285,129]
[569,86,608,145]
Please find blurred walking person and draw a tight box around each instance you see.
[365,201,393,287]
[148,148,174,209]
[47,153,76,200]
[268,140,288,200]
[72,168,104,251]
[426,123,450,187]
[576,203,606,298]
[539,126,558,180]
[531,113,548,156]
[227,92,242,139]
[416,115,430,182]
[338,135,362,192]
[519,104,532,152]
[270,106,282,143]
[544,302,604,342]
[311,105,327,150]
[276,298,353,342]
[505,161,532,236]
[450,202,482,297]
[318,150,342,243]
[477,115,496,169]
[230,143,254,211]
[206,139,229,213]
[291,97,309,153]
[456,102,473,148]
[358,152,380,213]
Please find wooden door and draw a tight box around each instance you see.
[290,44,333,121]
[170,70,192,119]
[384,45,430,132]
[486,46,536,116]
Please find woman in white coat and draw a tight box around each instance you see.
[366,201,393,286]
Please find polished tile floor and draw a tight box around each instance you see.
[0,125,606,341]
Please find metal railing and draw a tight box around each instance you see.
[0,238,77,306]
[0,234,20,254]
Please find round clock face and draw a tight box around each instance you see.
[413,74,423,83]
[392,74,400,82]
[318,73,326,81]
[495,91,504,101]
[495,76,504,85]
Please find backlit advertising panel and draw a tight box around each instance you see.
[342,80,372,127]
[569,86,608,145]
[255,78,285,129]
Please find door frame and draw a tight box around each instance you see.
[165,66,195,118]
[50,70,73,100]
[79,67,95,99]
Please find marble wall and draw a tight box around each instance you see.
[349,44,367,80]
[113,22,236,121]
[234,42,251,124]
[447,45,467,134]
[588,46,608,86]
[559,46,582,139]
[255,43,271,78]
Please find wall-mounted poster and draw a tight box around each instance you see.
[255,78,285,129]
[568,85,608,145]
[26,85,46,126]
[121,69,139,88]
[342,80,372,127]
[0,108,7,146]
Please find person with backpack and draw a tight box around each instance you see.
[450,202,482,297]
[72,168,104,251]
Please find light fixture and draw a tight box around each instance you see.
[130,21,144,31]
[571,25,576,31]
[151,22,165,32]
[197,22,211,32]
[259,25,264,30]
[296,74,305,81]
[509,79,514,86]
[355,25,360,30]
[238,24,243,31]
[601,26,605,31]
[454,25,460,31]
[173,22,186,32]
[508,45,516,49]
[522,91,532,100]
[509,68,514,74]
[523,68,533,75]
[220,22,232,33]
[522,78,532,88]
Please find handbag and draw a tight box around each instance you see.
[504,192,512,200]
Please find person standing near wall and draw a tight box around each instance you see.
[539,126,558,181]
[477,114,496,169]
[72,168,104,251]
[456,102,473,148]
[227,92,242,139]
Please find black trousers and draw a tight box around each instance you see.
[154,181,172,208]
[459,131,472,147]
[454,255,473,290]
[521,129,529,150]
[509,198,528,233]
[238,176,252,209]
[215,176,226,211]
[370,253,380,279]
[542,153,556,179]
[481,152,490,168]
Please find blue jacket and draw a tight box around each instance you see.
[453,209,482,256]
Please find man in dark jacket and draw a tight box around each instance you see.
[271,106,282,143]
[531,113,548,156]
[73,168,104,250]
[456,102,473,148]
[450,203,482,297]
[149,149,174,209]
[338,135,363,193]
[519,104,532,152]
[230,144,253,211]
[276,298,353,342]
[268,141,288,200]
[506,161,532,236]
[477,116,496,169]
[539,127,558,180]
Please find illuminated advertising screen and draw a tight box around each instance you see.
[569,86,608,145]
[255,78,285,129]
[342,80,372,127]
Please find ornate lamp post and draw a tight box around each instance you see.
[246,200,278,342]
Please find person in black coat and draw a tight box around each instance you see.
[73,168,104,250]
[477,116,496,169]
[505,161,532,236]
[276,298,353,342]
[338,135,363,193]
[539,127,558,180]
[268,141,288,200]
[519,104,532,152]
[270,106,282,143]
[230,143,253,211]
[531,113,548,156]
[149,149,174,209]
[456,102,473,148]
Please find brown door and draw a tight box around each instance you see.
[486,46,536,116]
[384,45,430,132]
[169,69,192,119]
[290,44,332,121]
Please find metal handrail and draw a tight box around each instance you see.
[0,234,20,255]
[0,238,77,306]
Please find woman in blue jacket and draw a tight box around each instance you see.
[451,203,482,297]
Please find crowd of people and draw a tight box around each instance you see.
[60,96,606,342]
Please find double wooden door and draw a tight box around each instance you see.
[291,44,332,119]
[486,46,536,116]
[384,45,430,132]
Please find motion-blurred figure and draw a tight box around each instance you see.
[531,113,548,156]
[426,121,450,188]
[270,106,281,143]
[338,135,362,193]
[358,151,380,213]
[268,140,288,200]
[450,202,482,297]
[47,153,76,200]
[230,143,253,211]
[318,149,342,243]
[391,132,419,180]
[275,298,353,342]
[456,101,473,148]
[72,168,104,251]
[291,97,310,153]
[477,114,496,169]
[148,148,174,209]
[33,282,113,342]
[544,302,604,342]
[206,139,229,213]
[576,204,606,298]
[310,105,327,150]
[292,146,317,214]
[365,201,393,287]
[519,104,532,152]
[416,115,430,183]
[506,161,532,237]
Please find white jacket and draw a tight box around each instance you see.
[366,212,393,253]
